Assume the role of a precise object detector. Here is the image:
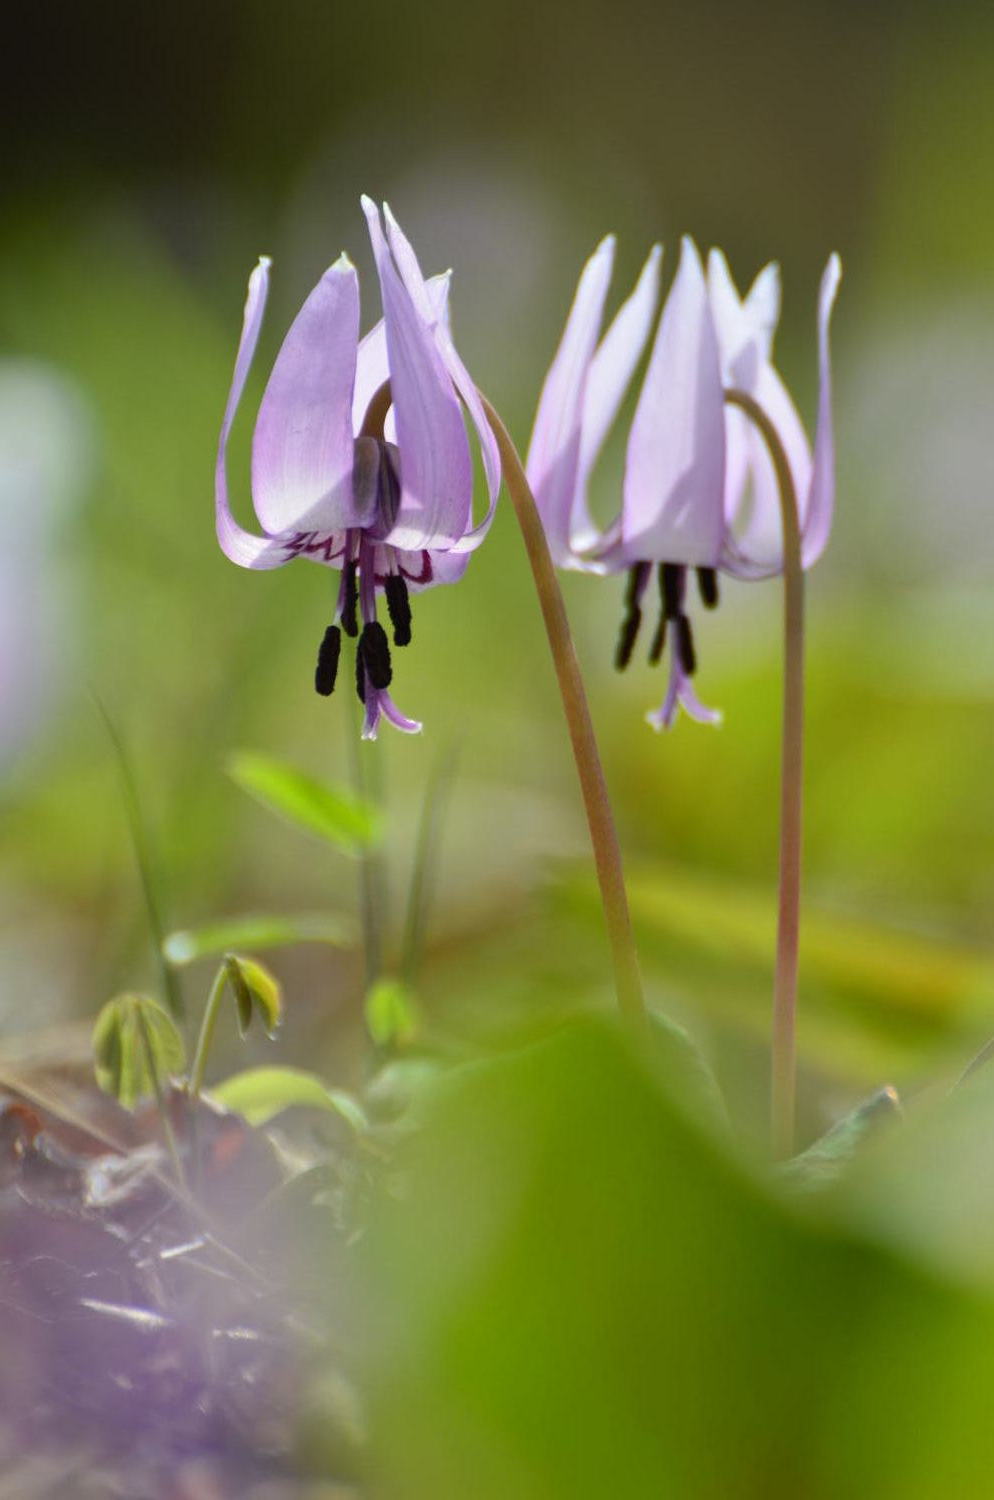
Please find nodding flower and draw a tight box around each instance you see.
[528,234,840,729]
[216,197,500,739]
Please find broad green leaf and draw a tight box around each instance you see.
[363,1016,994,1500]
[92,993,186,1109]
[365,978,420,1048]
[163,913,354,965]
[365,1057,447,1125]
[228,751,381,854]
[212,1065,368,1131]
[225,953,282,1037]
[648,1009,729,1131]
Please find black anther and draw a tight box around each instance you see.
[661,563,686,618]
[355,642,367,703]
[615,608,642,671]
[341,561,359,638]
[625,561,651,609]
[696,567,719,609]
[314,624,341,697]
[384,574,412,647]
[675,615,696,675]
[648,615,668,665]
[360,620,393,690]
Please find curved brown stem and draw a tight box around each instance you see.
[359,379,393,441]
[726,387,804,1159]
[477,394,647,1027]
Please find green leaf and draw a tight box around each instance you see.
[363,1017,994,1500]
[211,1065,368,1131]
[228,752,381,855]
[163,913,354,965]
[780,1086,902,1194]
[92,993,186,1109]
[365,978,420,1048]
[225,953,282,1038]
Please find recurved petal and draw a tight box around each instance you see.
[382,203,501,523]
[251,255,361,536]
[216,258,294,570]
[743,261,781,360]
[352,273,452,434]
[800,253,842,568]
[525,235,617,566]
[420,548,471,588]
[725,363,812,578]
[571,244,663,551]
[707,249,781,386]
[622,237,726,567]
[363,198,473,551]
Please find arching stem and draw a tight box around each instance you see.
[726,387,804,1159]
[477,395,647,1028]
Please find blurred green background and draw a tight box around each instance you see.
[2,0,994,1150]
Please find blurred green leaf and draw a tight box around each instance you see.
[556,863,994,1065]
[840,1070,994,1288]
[365,978,420,1048]
[163,913,354,964]
[228,751,381,855]
[362,1016,994,1499]
[620,862,994,1016]
[780,1086,903,1194]
[364,1057,448,1126]
[92,993,186,1109]
[648,1008,729,1130]
[212,1065,368,1131]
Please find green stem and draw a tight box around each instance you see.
[477,395,646,1027]
[189,961,230,1099]
[400,741,459,989]
[725,388,805,1159]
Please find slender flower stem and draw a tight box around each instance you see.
[189,961,230,1099]
[725,388,804,1159]
[477,394,646,1027]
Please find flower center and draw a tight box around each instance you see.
[311,437,435,704]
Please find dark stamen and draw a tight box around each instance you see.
[314,625,341,697]
[355,642,366,703]
[696,567,719,609]
[615,608,642,671]
[661,563,686,619]
[384,574,412,647]
[360,621,392,690]
[625,561,651,608]
[341,561,359,638]
[676,615,696,675]
[648,615,667,665]
[615,563,649,671]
